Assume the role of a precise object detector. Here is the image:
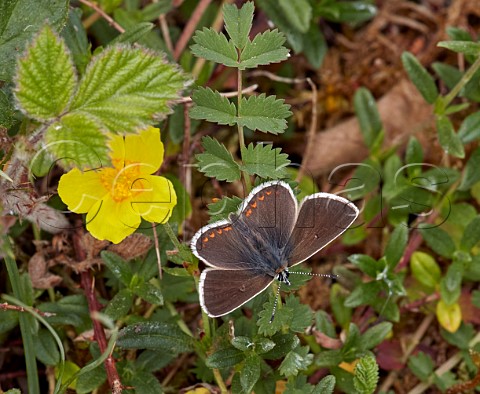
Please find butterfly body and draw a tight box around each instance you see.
[191,181,359,317]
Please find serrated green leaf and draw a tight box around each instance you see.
[109,22,154,46]
[239,30,289,69]
[241,143,290,179]
[238,94,291,134]
[458,111,480,143]
[353,354,379,394]
[132,282,163,305]
[128,370,163,394]
[418,224,455,258]
[191,28,238,67]
[15,26,76,120]
[312,375,336,394]
[460,216,480,251]
[408,351,434,381]
[257,296,292,336]
[278,0,311,33]
[436,115,465,158]
[410,251,441,289]
[224,2,254,50]
[459,147,480,191]
[361,322,392,350]
[104,288,133,320]
[285,295,312,332]
[384,225,408,268]
[117,322,193,354]
[195,136,241,181]
[189,87,237,125]
[401,52,438,104]
[279,346,313,377]
[101,251,133,285]
[44,112,109,169]
[241,353,261,393]
[354,87,383,149]
[438,41,480,56]
[206,347,244,368]
[207,195,242,222]
[34,328,60,366]
[70,45,187,133]
[0,0,69,81]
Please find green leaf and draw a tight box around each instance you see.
[432,62,462,90]
[418,224,455,259]
[384,225,408,268]
[101,251,133,286]
[238,94,292,134]
[71,45,187,133]
[408,351,434,381]
[15,26,76,120]
[223,1,254,50]
[285,295,312,333]
[241,143,290,179]
[257,296,292,336]
[0,89,16,128]
[354,87,383,149]
[440,261,463,305]
[460,216,480,251]
[348,254,378,278]
[330,283,352,328]
[438,41,480,56]
[241,353,262,393]
[109,22,154,46]
[361,322,392,350]
[353,354,379,394]
[195,136,241,181]
[61,8,90,74]
[128,370,163,394]
[34,328,60,366]
[132,282,163,305]
[344,281,382,308]
[206,347,244,368]
[401,52,438,104]
[315,311,336,339]
[410,251,441,289]
[0,0,69,81]
[117,322,194,354]
[231,336,254,352]
[44,112,109,169]
[139,0,173,21]
[105,288,133,320]
[279,346,313,377]
[255,337,276,354]
[239,30,289,69]
[190,28,238,67]
[303,24,327,68]
[441,323,474,350]
[207,195,243,222]
[458,111,480,143]
[405,136,424,178]
[436,115,465,158]
[312,375,336,394]
[316,349,344,368]
[262,333,299,360]
[315,1,376,24]
[76,364,106,394]
[278,0,311,33]
[189,87,237,125]
[459,147,480,190]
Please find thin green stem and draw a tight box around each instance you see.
[162,222,182,251]
[237,67,252,192]
[213,368,228,394]
[443,53,480,108]
[2,237,40,394]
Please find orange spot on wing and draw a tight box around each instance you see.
[266,191,272,195]
[217,229,223,234]
[203,237,209,243]
[246,209,252,217]
[224,226,232,231]
[209,232,215,238]
[258,195,265,201]
[251,201,257,208]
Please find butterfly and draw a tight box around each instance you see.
[191,181,359,317]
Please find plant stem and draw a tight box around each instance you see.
[443,53,480,108]
[237,67,252,192]
[2,237,40,394]
[213,368,228,394]
[162,222,182,250]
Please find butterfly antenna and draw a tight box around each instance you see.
[269,283,282,323]
[289,271,338,280]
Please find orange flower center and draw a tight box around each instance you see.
[99,162,144,203]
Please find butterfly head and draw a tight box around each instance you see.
[275,268,290,286]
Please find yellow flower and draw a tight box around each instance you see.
[58,127,177,244]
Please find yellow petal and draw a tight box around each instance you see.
[58,168,107,213]
[86,196,141,244]
[108,133,126,170]
[123,127,164,174]
[130,175,177,223]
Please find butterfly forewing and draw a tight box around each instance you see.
[287,193,359,266]
[200,268,273,317]
[237,181,297,250]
